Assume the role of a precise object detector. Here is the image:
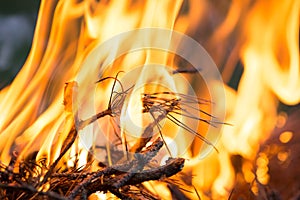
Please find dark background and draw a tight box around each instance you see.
[0,0,40,88]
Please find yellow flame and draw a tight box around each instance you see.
[0,0,299,199]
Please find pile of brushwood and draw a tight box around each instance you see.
[0,137,185,199]
[0,81,189,199]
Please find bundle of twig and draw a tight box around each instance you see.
[0,70,220,199]
[0,80,186,200]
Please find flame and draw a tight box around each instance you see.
[0,0,299,199]
[217,0,299,198]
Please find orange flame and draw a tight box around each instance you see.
[0,0,299,199]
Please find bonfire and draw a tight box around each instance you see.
[0,0,299,199]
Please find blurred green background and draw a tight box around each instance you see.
[0,0,40,88]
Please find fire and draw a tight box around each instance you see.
[0,0,299,199]
[217,0,299,198]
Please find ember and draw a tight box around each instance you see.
[0,0,299,199]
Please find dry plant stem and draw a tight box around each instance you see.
[38,126,77,187]
[123,158,185,185]
[78,109,112,130]
[87,158,184,198]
